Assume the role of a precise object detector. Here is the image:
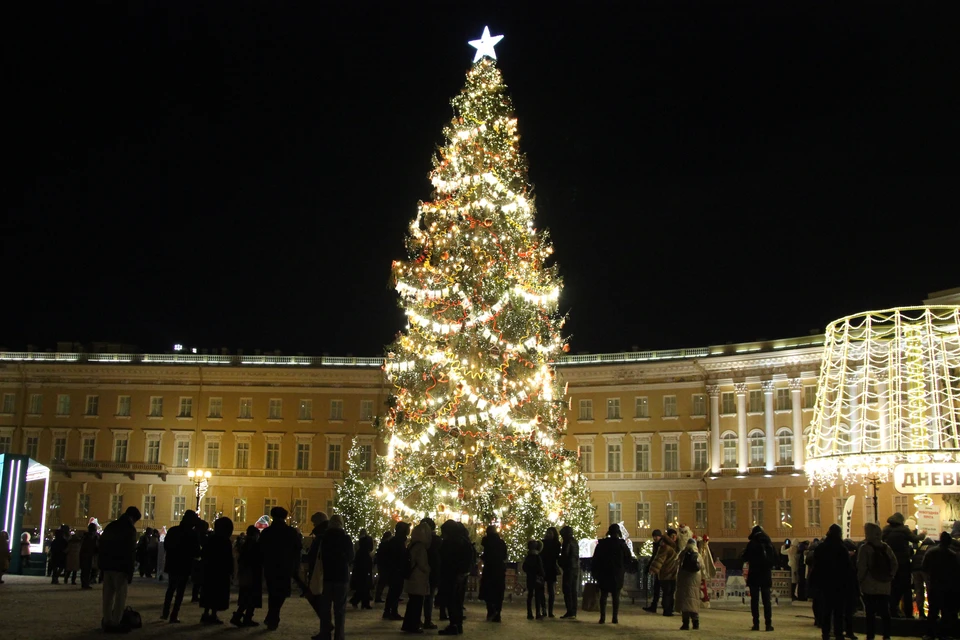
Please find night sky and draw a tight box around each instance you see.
[5,2,957,356]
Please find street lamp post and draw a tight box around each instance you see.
[868,476,881,524]
[187,469,212,513]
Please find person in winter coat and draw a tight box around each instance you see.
[79,523,99,589]
[317,514,355,640]
[522,539,546,619]
[231,526,263,627]
[190,520,210,603]
[650,528,680,617]
[812,524,851,640]
[540,526,561,617]
[349,530,375,610]
[558,525,580,619]
[65,530,82,585]
[99,506,142,632]
[782,539,798,599]
[420,518,442,630]
[841,539,861,637]
[911,537,933,620]
[19,532,31,573]
[881,512,918,618]
[50,525,69,584]
[382,521,410,620]
[438,519,474,636]
[592,524,632,624]
[676,538,702,630]
[161,510,201,623]
[401,521,433,633]
[199,517,234,624]
[858,521,898,640]
[0,531,10,582]
[374,530,393,603]
[480,525,508,623]
[796,539,810,601]
[259,506,305,631]
[644,529,664,613]
[137,528,151,577]
[922,531,960,640]
[742,525,777,631]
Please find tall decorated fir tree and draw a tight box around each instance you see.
[334,439,390,540]
[372,28,595,559]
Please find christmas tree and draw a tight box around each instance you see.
[334,439,390,540]
[372,28,596,559]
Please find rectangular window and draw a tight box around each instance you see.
[48,492,61,514]
[296,443,311,470]
[330,399,344,420]
[53,437,67,463]
[807,499,821,527]
[893,495,910,515]
[693,441,708,471]
[265,443,280,470]
[579,444,593,472]
[29,393,42,415]
[143,495,156,520]
[692,394,706,416]
[608,502,622,525]
[578,399,593,421]
[749,390,763,413]
[146,439,160,464]
[636,502,651,529]
[695,501,708,529]
[234,498,247,524]
[776,388,792,411]
[606,398,621,420]
[202,496,216,523]
[25,436,39,460]
[85,395,99,416]
[665,502,680,528]
[751,500,764,528]
[235,442,250,469]
[116,396,131,417]
[327,443,341,471]
[803,385,817,409]
[81,436,96,461]
[293,499,308,528]
[778,499,793,528]
[149,396,163,417]
[723,437,737,466]
[635,443,650,472]
[663,395,678,417]
[269,399,282,419]
[360,399,374,421]
[778,432,794,465]
[723,500,737,529]
[749,434,766,465]
[110,494,124,521]
[663,442,679,471]
[205,442,220,468]
[299,399,313,420]
[178,397,193,418]
[77,493,90,518]
[635,396,649,418]
[835,497,846,523]
[239,398,253,419]
[208,397,223,418]
[721,392,736,415]
[359,444,373,472]
[607,444,622,472]
[173,496,186,521]
[57,394,71,416]
[113,437,128,463]
[175,441,190,467]
[1,393,14,414]
[0,436,10,455]
[263,498,278,517]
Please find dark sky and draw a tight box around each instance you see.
[4,2,957,356]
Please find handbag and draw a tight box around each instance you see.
[121,607,142,629]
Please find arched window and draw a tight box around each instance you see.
[749,430,765,466]
[777,428,793,466]
[721,432,738,468]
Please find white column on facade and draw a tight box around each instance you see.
[876,372,891,451]
[707,385,721,473]
[736,383,748,472]
[790,378,804,470]
[762,381,776,471]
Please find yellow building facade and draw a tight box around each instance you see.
[0,336,924,556]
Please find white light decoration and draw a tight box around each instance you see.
[805,306,960,488]
[468,26,503,62]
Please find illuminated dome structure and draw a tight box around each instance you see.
[806,306,960,487]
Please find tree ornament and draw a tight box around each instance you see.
[483,218,493,227]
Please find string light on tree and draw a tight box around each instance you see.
[355,28,596,559]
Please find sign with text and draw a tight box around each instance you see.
[893,463,960,494]
[916,506,942,534]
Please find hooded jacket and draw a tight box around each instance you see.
[921,532,960,597]
[650,535,680,581]
[811,526,850,593]
[404,522,432,596]
[881,512,918,567]
[857,522,898,595]
[741,526,776,587]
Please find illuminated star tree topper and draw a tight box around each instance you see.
[468,26,504,62]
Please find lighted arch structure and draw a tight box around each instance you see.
[0,454,51,572]
[805,306,960,487]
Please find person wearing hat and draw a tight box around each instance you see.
[161,510,201,623]
[643,529,664,613]
[592,523,632,624]
[99,506,142,632]
[676,538,702,630]
[812,524,852,640]
[921,531,960,640]
[259,506,304,631]
[857,521,897,640]
[742,525,777,632]
[649,528,680,616]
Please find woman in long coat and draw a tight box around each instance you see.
[350,533,375,609]
[540,527,561,617]
[676,538,702,630]
[200,517,235,624]
[401,522,433,633]
[479,525,508,623]
[231,526,263,627]
[591,524,631,624]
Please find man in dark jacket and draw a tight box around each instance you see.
[812,524,851,640]
[259,506,304,631]
[318,514,355,640]
[421,517,442,630]
[643,529,663,613]
[921,531,960,640]
[382,521,410,620]
[79,523,100,589]
[881,512,918,618]
[559,525,580,619]
[161,510,200,623]
[480,525,508,622]
[438,520,474,636]
[742,525,777,632]
[50,524,69,584]
[98,506,142,632]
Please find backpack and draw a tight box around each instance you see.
[680,549,701,573]
[869,544,892,582]
[763,543,779,568]
[403,541,420,579]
